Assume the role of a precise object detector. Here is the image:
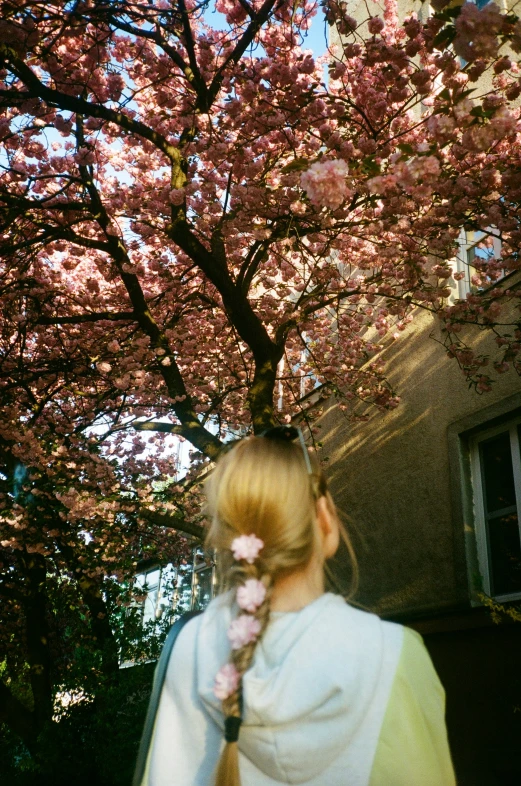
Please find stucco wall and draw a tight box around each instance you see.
[316,304,521,617]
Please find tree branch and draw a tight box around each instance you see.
[140,508,205,540]
[208,0,280,104]
[134,421,185,435]
[0,51,181,164]
[36,311,135,325]
[236,0,256,19]
[167,220,277,363]
[19,552,53,733]
[69,156,223,459]
[177,0,209,108]
[0,680,35,752]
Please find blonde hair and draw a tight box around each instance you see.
[204,435,357,786]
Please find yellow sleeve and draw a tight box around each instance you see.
[369,627,456,786]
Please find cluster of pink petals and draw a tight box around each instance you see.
[300,159,349,211]
[236,578,266,612]
[213,662,240,700]
[227,614,262,649]
[231,534,264,564]
[408,155,441,181]
[368,16,385,35]
[215,0,247,24]
[168,188,186,205]
[454,2,502,62]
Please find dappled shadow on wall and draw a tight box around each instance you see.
[310,311,521,617]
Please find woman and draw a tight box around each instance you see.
[142,428,456,786]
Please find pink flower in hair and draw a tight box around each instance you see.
[227,614,262,650]
[214,663,240,700]
[237,579,267,613]
[231,534,264,564]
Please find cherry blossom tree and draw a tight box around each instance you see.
[0,370,196,754]
[1,0,521,762]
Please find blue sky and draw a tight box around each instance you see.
[300,8,328,57]
[206,4,328,57]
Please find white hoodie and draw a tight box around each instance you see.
[145,592,455,786]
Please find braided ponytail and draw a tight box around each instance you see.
[215,562,273,786]
[204,434,356,786]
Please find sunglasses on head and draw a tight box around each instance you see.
[258,425,313,475]
[219,424,313,475]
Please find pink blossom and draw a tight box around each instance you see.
[454,2,502,61]
[74,147,95,166]
[490,106,518,138]
[169,188,185,205]
[54,115,72,136]
[493,56,512,74]
[215,0,247,24]
[213,663,240,700]
[461,125,497,152]
[476,376,493,393]
[384,0,398,30]
[231,534,264,563]
[290,200,307,215]
[426,114,456,138]
[368,17,385,35]
[227,614,262,650]
[300,159,349,211]
[237,579,266,612]
[408,156,441,181]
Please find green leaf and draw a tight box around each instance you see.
[456,88,477,100]
[469,106,494,119]
[397,143,415,155]
[433,6,462,21]
[433,25,457,51]
[362,156,381,176]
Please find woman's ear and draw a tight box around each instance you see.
[316,495,340,559]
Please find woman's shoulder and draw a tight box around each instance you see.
[199,590,406,646]
[177,592,408,667]
[322,594,405,647]
[394,626,445,697]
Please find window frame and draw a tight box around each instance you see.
[191,551,217,611]
[133,564,176,624]
[469,415,521,602]
[455,227,503,299]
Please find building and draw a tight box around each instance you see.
[311,300,521,785]
[317,2,521,782]
[131,548,216,627]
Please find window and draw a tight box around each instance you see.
[277,346,320,411]
[133,549,216,625]
[455,228,502,298]
[191,549,216,611]
[470,417,521,601]
[171,561,196,616]
[134,565,176,625]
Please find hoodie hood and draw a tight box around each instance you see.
[195,592,399,784]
